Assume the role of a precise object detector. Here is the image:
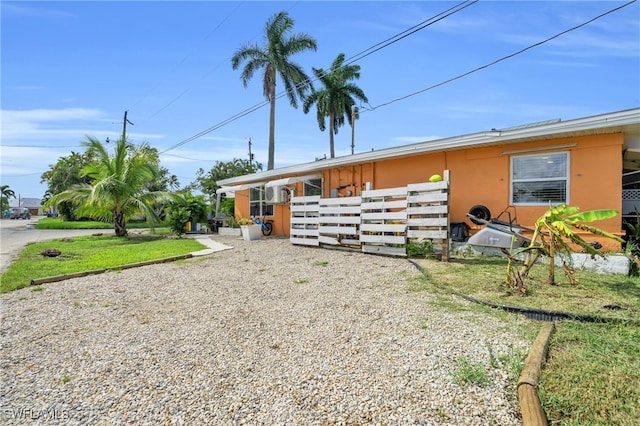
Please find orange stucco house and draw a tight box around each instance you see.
[217,108,640,251]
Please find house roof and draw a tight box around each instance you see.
[9,198,42,209]
[218,107,640,187]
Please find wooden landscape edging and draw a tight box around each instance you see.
[518,321,556,426]
[30,253,193,286]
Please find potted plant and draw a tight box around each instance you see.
[238,217,262,241]
[215,215,241,236]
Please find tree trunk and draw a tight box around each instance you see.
[114,211,128,237]
[268,77,276,170]
[547,234,555,285]
[329,112,336,158]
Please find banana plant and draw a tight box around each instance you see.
[514,204,623,286]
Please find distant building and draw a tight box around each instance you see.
[9,197,42,216]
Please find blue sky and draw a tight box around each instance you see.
[2,0,639,200]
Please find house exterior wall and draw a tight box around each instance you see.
[233,132,624,249]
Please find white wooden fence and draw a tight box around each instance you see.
[289,177,450,259]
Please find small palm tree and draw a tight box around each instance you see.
[231,10,317,170]
[303,53,368,158]
[0,184,16,214]
[47,136,175,237]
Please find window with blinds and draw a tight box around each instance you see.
[511,151,569,205]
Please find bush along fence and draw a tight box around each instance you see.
[289,173,451,260]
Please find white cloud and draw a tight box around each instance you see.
[0,108,164,143]
[2,3,75,19]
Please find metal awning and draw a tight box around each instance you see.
[265,174,322,187]
[218,181,267,194]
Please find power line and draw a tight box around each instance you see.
[343,0,478,66]
[364,0,638,112]
[134,1,303,125]
[128,1,246,124]
[159,0,635,155]
[161,152,218,162]
[160,0,477,154]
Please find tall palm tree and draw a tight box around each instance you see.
[231,11,317,170]
[47,136,175,236]
[303,53,368,159]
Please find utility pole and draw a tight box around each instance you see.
[248,138,254,166]
[351,106,358,155]
[122,110,134,142]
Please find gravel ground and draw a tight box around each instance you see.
[1,236,528,425]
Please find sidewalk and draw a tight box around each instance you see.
[189,234,234,256]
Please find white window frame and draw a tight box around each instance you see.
[303,178,323,196]
[510,151,570,205]
[249,187,273,217]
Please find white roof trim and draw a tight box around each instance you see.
[218,181,267,193]
[265,174,322,187]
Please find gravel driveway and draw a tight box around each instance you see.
[1,236,527,425]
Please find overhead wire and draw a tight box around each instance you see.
[160,0,477,154]
[136,0,303,124]
[363,0,638,112]
[128,1,247,124]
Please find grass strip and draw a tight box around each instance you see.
[412,256,640,322]
[0,234,205,293]
[34,217,170,230]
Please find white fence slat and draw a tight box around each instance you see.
[319,196,362,206]
[360,223,406,233]
[291,204,322,213]
[407,229,448,239]
[319,216,361,224]
[407,217,448,227]
[360,200,407,210]
[319,226,359,235]
[320,206,361,215]
[361,212,407,221]
[407,181,448,191]
[407,192,448,203]
[340,238,361,246]
[290,237,319,246]
[290,228,320,236]
[318,235,340,245]
[406,205,448,215]
[362,245,407,257]
[291,195,321,204]
[361,187,408,198]
[359,234,406,244]
[291,217,321,225]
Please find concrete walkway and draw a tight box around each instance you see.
[189,234,234,256]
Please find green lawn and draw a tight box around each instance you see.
[412,254,639,425]
[35,217,168,230]
[0,234,205,293]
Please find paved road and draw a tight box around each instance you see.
[0,217,109,274]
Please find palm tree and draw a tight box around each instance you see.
[1,184,16,214]
[303,53,368,159]
[47,136,175,237]
[231,11,317,170]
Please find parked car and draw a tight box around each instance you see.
[9,207,31,219]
